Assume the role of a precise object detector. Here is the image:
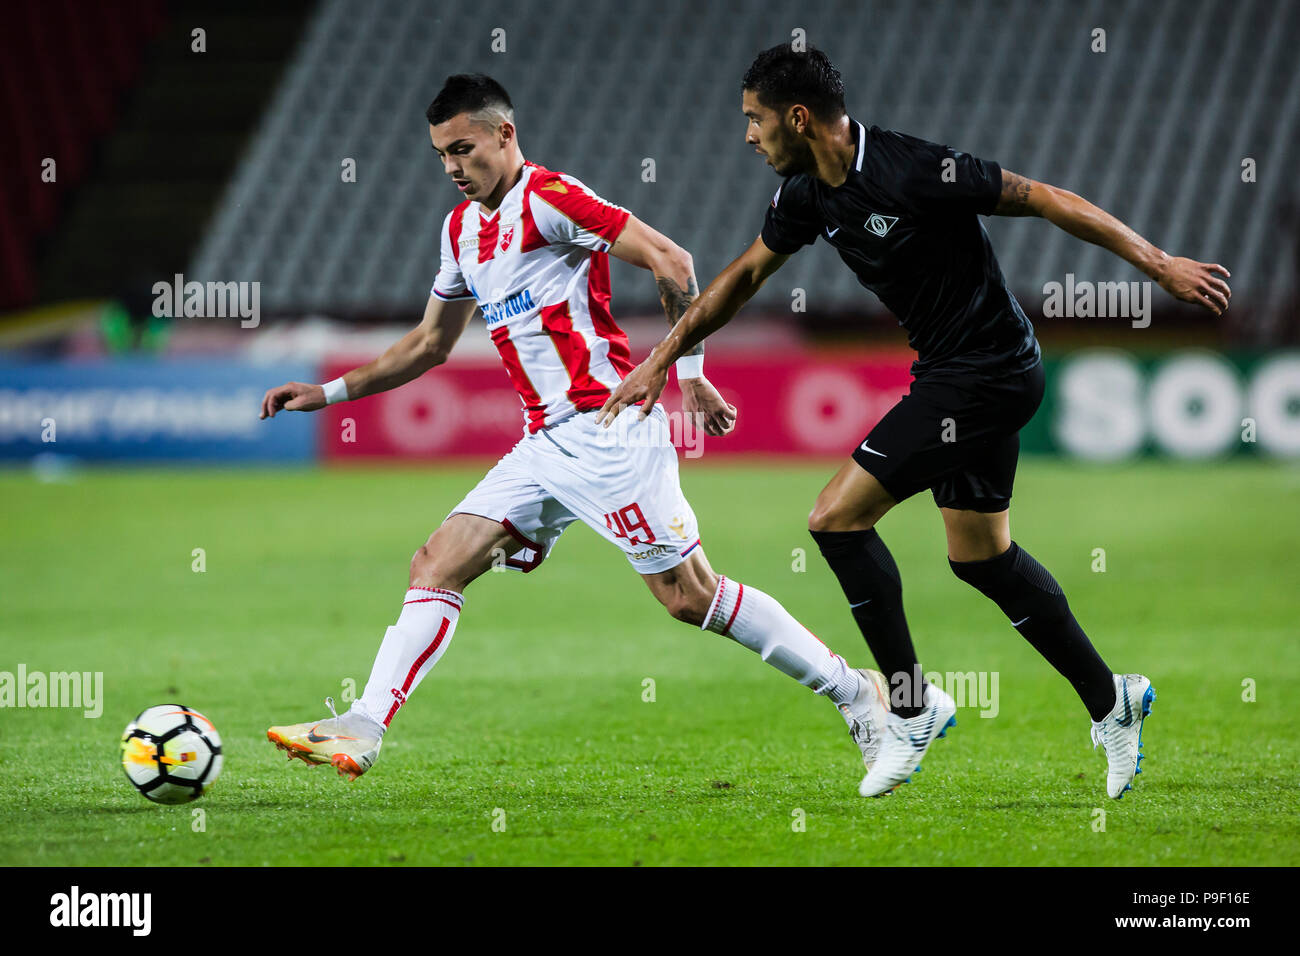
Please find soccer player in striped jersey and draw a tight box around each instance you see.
[601,46,1231,799]
[259,74,890,782]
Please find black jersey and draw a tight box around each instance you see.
[761,119,1040,376]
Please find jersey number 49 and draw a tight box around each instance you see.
[604,503,655,545]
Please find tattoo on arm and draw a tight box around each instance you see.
[656,275,704,357]
[995,170,1036,216]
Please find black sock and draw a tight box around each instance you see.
[810,528,926,718]
[949,542,1116,721]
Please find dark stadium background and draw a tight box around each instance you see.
[3,0,1297,467]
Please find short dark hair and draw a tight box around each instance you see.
[426,73,514,127]
[742,44,845,121]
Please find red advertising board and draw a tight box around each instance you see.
[319,350,914,460]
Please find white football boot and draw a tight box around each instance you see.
[858,682,957,797]
[267,697,384,781]
[1090,673,1155,799]
[836,668,892,770]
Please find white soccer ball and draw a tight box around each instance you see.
[120,705,224,804]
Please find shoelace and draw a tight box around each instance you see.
[325,696,339,720]
[838,703,869,744]
[849,718,870,744]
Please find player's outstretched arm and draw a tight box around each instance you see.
[994,169,1232,315]
[608,215,735,435]
[596,236,788,425]
[259,295,476,419]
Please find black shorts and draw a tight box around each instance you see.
[852,361,1046,512]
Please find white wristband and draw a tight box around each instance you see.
[675,354,705,380]
[322,377,350,405]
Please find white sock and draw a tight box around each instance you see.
[352,587,464,729]
[702,575,860,705]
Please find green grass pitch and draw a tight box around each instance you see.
[1,459,1296,866]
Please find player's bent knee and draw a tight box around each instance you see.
[666,596,707,627]
[660,584,710,627]
[409,545,437,585]
[807,503,836,533]
[808,498,878,534]
[409,543,464,591]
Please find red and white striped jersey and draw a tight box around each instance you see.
[431,161,635,432]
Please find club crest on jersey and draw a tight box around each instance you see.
[500,225,515,252]
[865,213,900,237]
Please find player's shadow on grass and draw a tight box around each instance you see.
[76,806,169,816]
[983,799,1098,811]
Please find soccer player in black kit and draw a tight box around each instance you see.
[599,44,1233,799]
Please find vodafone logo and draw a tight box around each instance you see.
[364,367,525,457]
[783,368,900,452]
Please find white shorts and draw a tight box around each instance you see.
[448,405,701,575]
